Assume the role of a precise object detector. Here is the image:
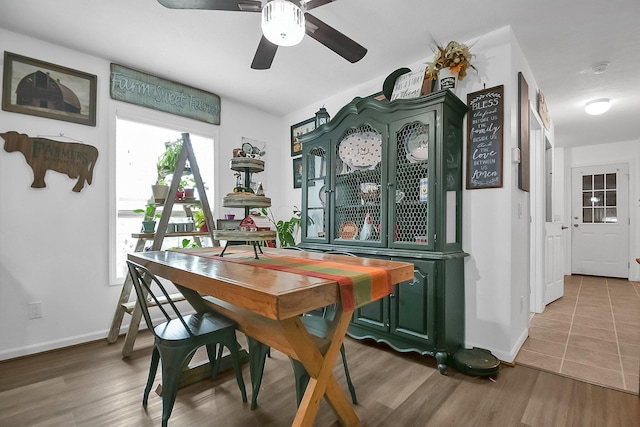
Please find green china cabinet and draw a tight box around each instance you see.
[298,90,468,373]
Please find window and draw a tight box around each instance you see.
[112,116,215,284]
[581,173,617,223]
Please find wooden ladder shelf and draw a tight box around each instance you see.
[107,133,217,357]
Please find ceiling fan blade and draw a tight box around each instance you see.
[301,0,335,12]
[251,36,279,70]
[157,0,262,12]
[304,13,367,63]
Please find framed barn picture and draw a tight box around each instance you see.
[2,51,97,126]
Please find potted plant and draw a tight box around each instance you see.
[181,176,196,199]
[260,206,311,247]
[134,203,161,233]
[192,208,208,231]
[151,176,170,203]
[157,138,183,179]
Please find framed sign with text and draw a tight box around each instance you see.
[466,85,504,189]
[109,63,220,125]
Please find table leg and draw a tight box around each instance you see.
[282,307,361,427]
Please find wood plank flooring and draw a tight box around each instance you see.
[1,331,639,426]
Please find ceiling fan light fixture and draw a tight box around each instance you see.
[585,98,611,115]
[261,0,305,47]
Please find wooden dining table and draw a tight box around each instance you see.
[128,246,414,427]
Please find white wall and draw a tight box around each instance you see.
[0,28,282,359]
[563,140,640,281]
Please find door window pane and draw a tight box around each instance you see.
[593,191,604,206]
[593,208,605,223]
[606,173,616,189]
[593,174,604,190]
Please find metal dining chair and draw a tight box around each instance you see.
[247,248,357,410]
[127,260,247,427]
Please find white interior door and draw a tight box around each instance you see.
[571,163,629,278]
[529,107,545,313]
[530,107,563,312]
[544,222,564,304]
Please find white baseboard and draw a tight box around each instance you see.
[0,330,112,361]
[465,327,529,364]
[0,312,195,361]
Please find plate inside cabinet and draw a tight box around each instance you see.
[405,125,429,163]
[338,131,382,170]
[339,221,358,240]
[319,185,326,207]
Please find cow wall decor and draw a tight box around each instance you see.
[1,131,99,192]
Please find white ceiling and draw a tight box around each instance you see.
[0,0,638,148]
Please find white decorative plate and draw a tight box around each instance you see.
[405,126,429,163]
[338,131,382,170]
[339,221,358,240]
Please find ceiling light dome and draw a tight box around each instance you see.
[261,0,305,47]
[585,98,611,115]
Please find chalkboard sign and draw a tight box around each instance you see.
[466,85,504,189]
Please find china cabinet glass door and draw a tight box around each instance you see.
[302,142,328,242]
[389,112,436,250]
[332,121,386,246]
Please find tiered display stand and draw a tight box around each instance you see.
[213,157,275,258]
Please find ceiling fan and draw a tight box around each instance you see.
[157,0,367,70]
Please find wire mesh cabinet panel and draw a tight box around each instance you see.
[388,115,435,250]
[331,117,388,248]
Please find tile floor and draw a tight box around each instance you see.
[515,275,640,395]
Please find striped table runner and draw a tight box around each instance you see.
[174,248,393,310]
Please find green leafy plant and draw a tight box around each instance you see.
[260,206,310,248]
[180,238,201,249]
[192,208,207,230]
[134,203,161,222]
[157,139,182,179]
[168,238,202,250]
[181,175,195,188]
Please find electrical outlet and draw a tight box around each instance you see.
[28,301,43,319]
